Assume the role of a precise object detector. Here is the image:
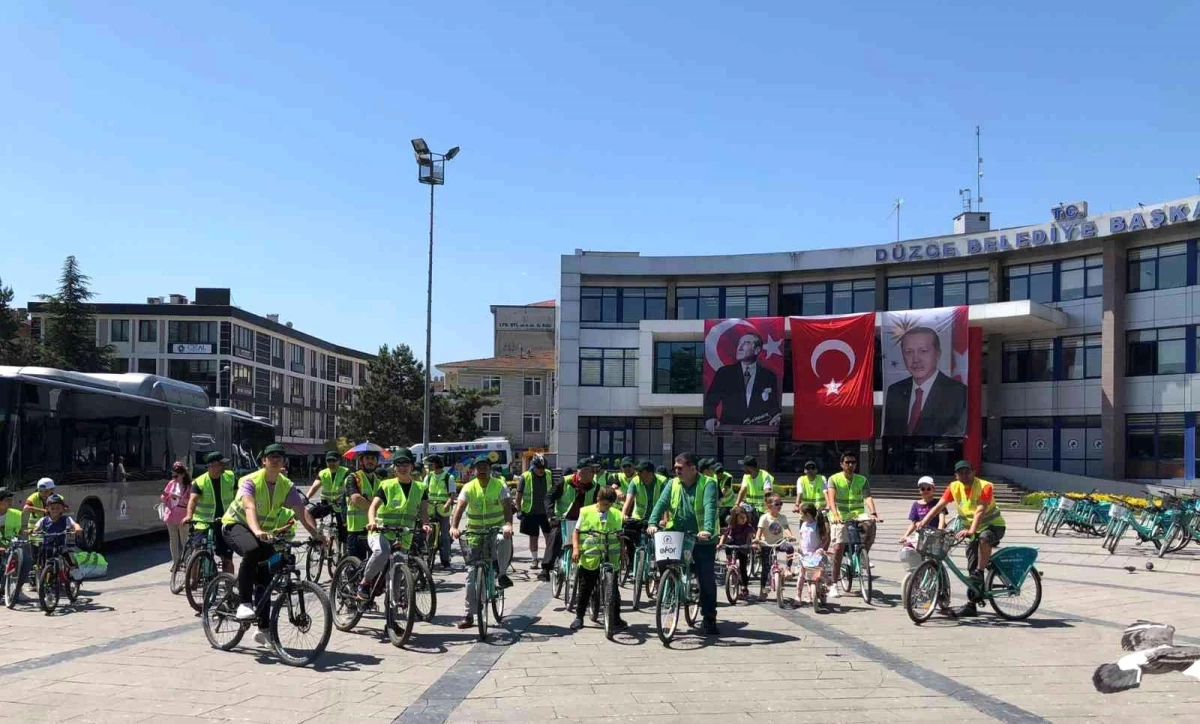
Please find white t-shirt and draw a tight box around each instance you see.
[798,519,821,555]
[757,512,791,545]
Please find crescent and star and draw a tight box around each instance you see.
[810,339,856,396]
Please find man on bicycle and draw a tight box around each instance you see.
[422,454,457,571]
[345,450,385,561]
[733,456,773,518]
[570,487,629,632]
[793,461,826,514]
[23,478,60,528]
[916,460,1005,617]
[620,459,665,575]
[648,452,720,637]
[539,457,602,583]
[184,452,237,574]
[515,455,553,577]
[305,451,351,550]
[449,455,514,630]
[826,452,881,598]
[362,447,431,601]
[221,444,324,621]
[714,462,737,529]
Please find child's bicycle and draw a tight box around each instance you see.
[721,544,752,605]
[653,531,699,646]
[756,539,794,609]
[34,531,81,614]
[579,528,623,640]
[796,551,830,613]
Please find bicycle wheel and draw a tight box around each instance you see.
[185,550,217,613]
[1108,520,1126,553]
[601,569,614,640]
[904,560,941,624]
[838,553,855,594]
[409,556,437,621]
[645,563,658,602]
[330,556,365,632]
[724,562,739,606]
[684,575,700,626]
[491,579,506,623]
[1159,524,1184,558]
[859,549,872,605]
[655,569,681,645]
[475,566,489,641]
[270,580,332,667]
[386,563,415,648]
[1033,507,1048,535]
[1049,511,1067,538]
[424,523,438,572]
[304,540,328,583]
[987,566,1042,621]
[631,549,646,611]
[552,552,565,599]
[202,573,247,650]
[65,562,80,604]
[774,568,785,609]
[566,561,579,613]
[749,551,760,579]
[169,545,190,595]
[4,548,23,608]
[38,560,59,614]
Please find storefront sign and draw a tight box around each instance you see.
[338,375,353,385]
[171,343,214,354]
[234,348,254,360]
[290,428,305,437]
[290,395,303,405]
[233,384,253,397]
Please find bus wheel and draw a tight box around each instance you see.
[77,502,104,552]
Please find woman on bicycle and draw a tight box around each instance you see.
[570,487,628,632]
[718,504,754,600]
[754,494,795,598]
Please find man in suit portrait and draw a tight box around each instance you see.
[883,326,967,437]
[704,332,781,434]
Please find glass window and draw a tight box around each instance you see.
[781,283,829,317]
[579,348,637,387]
[887,275,936,311]
[137,358,156,374]
[168,321,218,344]
[676,287,721,320]
[723,285,770,318]
[1126,413,1185,478]
[271,338,284,358]
[941,270,989,307]
[523,377,542,396]
[1059,255,1103,301]
[137,320,157,343]
[832,279,875,314]
[1127,327,1187,376]
[654,341,704,393]
[232,324,254,352]
[111,320,130,342]
[1060,335,1101,380]
[111,358,130,373]
[481,375,501,392]
[581,287,666,324]
[481,413,501,433]
[1129,243,1188,292]
[1002,339,1054,382]
[1004,263,1054,303]
[523,414,542,433]
[290,344,305,372]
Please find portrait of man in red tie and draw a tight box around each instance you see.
[882,326,967,437]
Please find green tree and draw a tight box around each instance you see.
[38,256,112,372]
[0,277,19,345]
[0,277,65,367]
[431,387,499,441]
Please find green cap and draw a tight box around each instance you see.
[954,459,973,472]
[636,459,656,473]
[473,455,492,467]
[740,455,758,467]
[263,443,288,457]
[579,456,595,467]
[392,447,415,463]
[204,452,227,464]
[620,456,634,467]
[325,451,340,461]
[713,462,724,473]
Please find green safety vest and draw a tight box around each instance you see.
[797,475,827,508]
[948,479,1006,530]
[717,473,737,508]
[424,470,453,506]
[628,473,666,521]
[319,466,350,510]
[192,470,237,530]
[277,508,297,541]
[222,469,295,530]
[555,477,598,518]
[519,470,553,514]
[463,477,506,532]
[377,478,427,546]
[742,470,774,512]
[667,475,718,539]
[345,471,380,533]
[576,504,624,571]
[828,472,868,519]
[25,492,58,526]
[2,508,22,543]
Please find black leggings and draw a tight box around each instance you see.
[222,523,273,602]
[726,550,749,588]
[575,565,621,622]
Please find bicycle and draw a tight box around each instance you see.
[756,539,794,609]
[796,550,830,613]
[329,525,424,648]
[833,518,876,605]
[578,528,623,640]
[652,531,699,646]
[169,523,203,595]
[202,533,332,667]
[1033,494,1062,535]
[465,526,507,641]
[183,524,221,612]
[721,544,752,605]
[552,519,579,611]
[2,533,34,609]
[903,527,1042,625]
[628,522,658,611]
[304,496,346,583]
[35,531,81,614]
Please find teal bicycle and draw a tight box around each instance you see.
[835,518,875,605]
[578,528,623,640]
[466,526,507,641]
[904,527,1042,624]
[628,522,658,610]
[653,531,700,646]
[552,519,579,612]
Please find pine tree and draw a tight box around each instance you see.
[38,256,112,372]
[0,277,19,346]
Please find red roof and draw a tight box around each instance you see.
[438,350,555,371]
[530,300,556,307]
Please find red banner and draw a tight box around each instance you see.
[702,317,785,436]
[790,314,876,441]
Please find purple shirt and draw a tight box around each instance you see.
[908,500,939,530]
[238,477,307,514]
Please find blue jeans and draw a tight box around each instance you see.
[692,543,718,620]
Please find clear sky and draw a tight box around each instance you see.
[3,2,1198,366]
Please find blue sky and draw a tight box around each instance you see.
[3,2,1198,366]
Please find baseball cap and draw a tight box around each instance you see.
[917,476,935,488]
[636,460,656,473]
[740,455,758,467]
[803,460,818,470]
[205,452,228,464]
[392,447,415,464]
[36,477,56,491]
[325,451,341,461]
[954,460,973,472]
[0,488,12,500]
[262,443,288,457]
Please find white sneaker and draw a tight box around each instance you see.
[235,603,257,621]
[829,587,841,599]
[253,630,268,645]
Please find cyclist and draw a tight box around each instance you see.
[305,451,351,551]
[733,456,774,519]
[34,494,83,579]
[344,449,385,561]
[793,461,826,514]
[362,447,431,600]
[515,455,553,574]
[221,443,324,621]
[449,455,514,630]
[648,452,720,637]
[0,488,20,543]
[754,494,796,594]
[23,478,59,528]
[714,462,737,528]
[184,452,237,574]
[718,503,754,600]
[423,454,457,571]
[592,457,623,502]
[570,486,628,631]
[540,457,601,583]
[826,451,881,598]
[621,459,665,569]
[916,460,1005,618]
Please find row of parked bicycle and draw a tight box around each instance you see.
[1033,488,1200,557]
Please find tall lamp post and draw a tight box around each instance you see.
[412,138,460,455]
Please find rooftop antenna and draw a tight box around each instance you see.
[886,198,904,243]
[959,188,973,213]
[976,125,984,209]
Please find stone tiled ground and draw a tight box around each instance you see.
[1,500,1198,723]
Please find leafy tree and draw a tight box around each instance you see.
[431,387,498,441]
[0,277,18,344]
[0,277,65,367]
[38,256,112,372]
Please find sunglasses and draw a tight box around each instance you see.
[266,453,284,460]
[769,501,783,507]
[804,467,816,471]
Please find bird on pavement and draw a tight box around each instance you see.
[1093,621,1200,693]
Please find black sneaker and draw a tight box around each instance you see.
[569,618,584,631]
[498,575,514,589]
[949,603,979,618]
[456,617,474,630]
[536,571,550,582]
[701,618,719,636]
[613,619,629,631]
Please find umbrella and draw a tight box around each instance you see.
[342,442,392,461]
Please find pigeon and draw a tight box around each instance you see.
[1093,621,1200,693]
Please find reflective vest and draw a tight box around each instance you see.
[519,470,553,514]
[192,470,237,530]
[828,472,868,519]
[628,473,666,521]
[277,508,297,541]
[666,475,718,539]
[345,471,380,533]
[222,469,295,530]
[947,479,1006,530]
[318,466,350,510]
[576,504,624,571]
[377,478,427,546]
[797,475,827,508]
[2,508,22,543]
[555,477,598,518]
[463,477,506,533]
[717,473,737,508]
[25,492,58,526]
[742,470,774,511]
[424,470,453,506]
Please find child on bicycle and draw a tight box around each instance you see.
[753,494,795,598]
[35,495,83,577]
[718,504,754,600]
[796,503,831,596]
[570,487,628,632]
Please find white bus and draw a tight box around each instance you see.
[407,437,514,475]
[0,366,275,550]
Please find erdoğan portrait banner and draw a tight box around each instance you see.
[880,306,969,438]
[702,317,785,437]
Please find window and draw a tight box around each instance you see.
[676,286,768,320]
[1002,339,1054,382]
[137,320,157,343]
[1000,417,1056,472]
[336,357,353,381]
[482,375,502,393]
[310,380,319,408]
[111,320,130,342]
[723,285,770,318]
[1129,243,1187,292]
[290,344,305,372]
[310,349,319,377]
[271,372,283,391]
[111,358,130,373]
[1127,327,1187,376]
[167,359,217,397]
[137,358,157,374]
[654,341,704,393]
[675,287,720,320]
[1126,413,1185,479]
[1059,416,1104,477]
[232,324,254,352]
[887,275,936,311]
[579,348,637,387]
[523,377,542,396]
[254,368,270,399]
[523,414,543,433]
[941,270,990,307]
[578,416,664,467]
[1004,263,1054,303]
[289,376,304,403]
[481,413,501,433]
[1059,255,1103,301]
[232,363,252,387]
[1060,335,1101,380]
[169,321,218,344]
[580,287,666,324]
[832,279,876,314]
[780,283,830,317]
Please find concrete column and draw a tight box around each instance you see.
[985,334,1004,463]
[665,280,677,320]
[767,276,780,316]
[1101,242,1128,479]
[874,268,887,311]
[661,411,674,468]
[988,258,1002,302]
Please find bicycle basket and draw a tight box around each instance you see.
[1057,497,1077,512]
[1108,503,1128,521]
[843,523,861,545]
[915,529,952,559]
[989,546,1038,590]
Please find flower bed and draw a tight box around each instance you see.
[1019,491,1159,509]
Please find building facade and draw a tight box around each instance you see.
[27,287,373,451]
[492,300,555,356]
[553,194,1200,485]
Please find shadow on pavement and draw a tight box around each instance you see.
[915,615,1076,631]
[401,631,480,654]
[97,532,172,581]
[661,620,801,650]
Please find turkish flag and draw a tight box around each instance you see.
[790,313,876,441]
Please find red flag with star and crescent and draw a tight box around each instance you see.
[790,313,876,441]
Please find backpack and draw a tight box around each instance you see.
[73,551,109,580]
